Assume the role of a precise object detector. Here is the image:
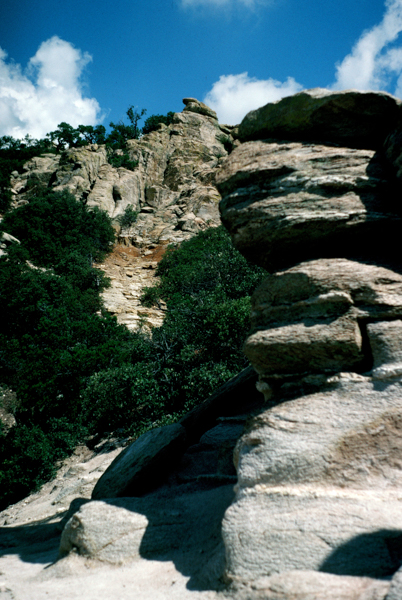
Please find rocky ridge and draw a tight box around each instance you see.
[3,89,402,600]
[9,98,234,329]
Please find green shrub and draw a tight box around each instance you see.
[142,112,175,135]
[80,362,164,432]
[107,151,139,170]
[2,189,115,269]
[117,205,139,228]
[0,417,86,511]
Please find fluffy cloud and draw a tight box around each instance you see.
[181,0,270,8]
[203,72,303,124]
[0,36,101,139]
[332,0,402,96]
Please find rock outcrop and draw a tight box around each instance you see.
[9,98,234,329]
[216,88,402,597]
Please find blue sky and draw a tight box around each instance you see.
[1,0,401,137]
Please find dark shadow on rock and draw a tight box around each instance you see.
[0,497,90,565]
[136,481,235,591]
[0,520,61,565]
[320,529,402,577]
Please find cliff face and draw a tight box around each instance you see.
[9,98,234,329]
[216,88,402,597]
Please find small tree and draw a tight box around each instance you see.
[107,107,147,150]
[142,111,175,135]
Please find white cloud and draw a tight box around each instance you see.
[181,0,269,8]
[203,72,303,124]
[332,0,402,96]
[0,36,101,139]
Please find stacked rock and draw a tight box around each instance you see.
[217,88,402,596]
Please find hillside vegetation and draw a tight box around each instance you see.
[0,124,266,509]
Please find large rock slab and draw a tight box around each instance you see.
[235,375,402,489]
[92,423,187,499]
[222,375,402,583]
[245,259,402,376]
[224,487,402,580]
[217,140,402,271]
[86,163,142,218]
[52,145,108,199]
[245,315,364,376]
[238,88,402,149]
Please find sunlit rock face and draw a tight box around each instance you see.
[217,89,402,592]
[10,98,235,330]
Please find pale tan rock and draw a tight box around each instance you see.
[59,500,149,562]
[245,315,363,376]
[86,164,142,219]
[52,145,108,199]
[217,140,400,270]
[238,88,402,149]
[183,97,218,120]
[245,259,402,375]
[250,260,402,326]
[224,486,402,582]
[222,372,402,582]
[367,320,402,379]
[238,570,390,600]
[10,153,61,196]
[386,566,402,600]
[235,376,402,490]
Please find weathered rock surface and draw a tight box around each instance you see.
[216,88,402,595]
[52,145,108,199]
[245,259,402,376]
[217,139,401,271]
[387,566,402,600]
[60,484,233,569]
[10,153,61,201]
[222,375,402,583]
[7,89,402,599]
[9,98,232,329]
[238,88,402,149]
[94,243,166,330]
[234,571,390,600]
[234,376,402,490]
[10,98,230,250]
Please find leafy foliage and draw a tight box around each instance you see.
[106,107,147,151]
[0,110,265,511]
[2,188,115,269]
[107,152,139,170]
[142,111,175,135]
[117,205,139,228]
[0,135,54,213]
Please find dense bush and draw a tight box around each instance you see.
[0,135,55,213]
[0,142,266,512]
[142,112,175,135]
[2,188,115,268]
[117,205,139,228]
